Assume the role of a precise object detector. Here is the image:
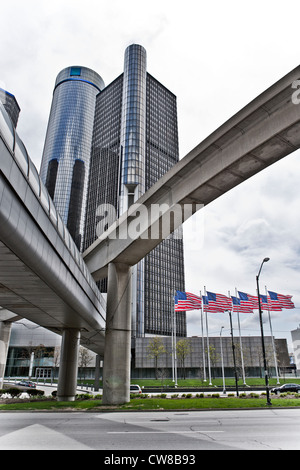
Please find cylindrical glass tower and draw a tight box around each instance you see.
[119,44,147,215]
[119,45,147,336]
[40,66,105,250]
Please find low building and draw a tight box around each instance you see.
[133,335,290,380]
[291,327,300,374]
[5,319,291,380]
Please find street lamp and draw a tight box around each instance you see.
[220,326,226,394]
[256,257,272,406]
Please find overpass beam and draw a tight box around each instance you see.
[0,321,12,388]
[102,262,132,405]
[57,328,80,401]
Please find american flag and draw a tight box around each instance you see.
[202,295,219,312]
[258,294,282,311]
[268,291,295,309]
[231,296,253,313]
[238,291,259,309]
[259,294,272,311]
[206,291,232,312]
[174,291,202,311]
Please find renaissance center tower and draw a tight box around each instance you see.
[40,45,186,338]
[40,66,105,250]
[84,45,186,337]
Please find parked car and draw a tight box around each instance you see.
[17,380,36,388]
[270,383,300,394]
[130,384,142,394]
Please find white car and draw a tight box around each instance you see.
[130,384,142,394]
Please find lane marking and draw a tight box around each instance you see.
[108,430,224,434]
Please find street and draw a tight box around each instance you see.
[0,408,299,451]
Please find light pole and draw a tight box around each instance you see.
[256,257,272,406]
[220,326,226,394]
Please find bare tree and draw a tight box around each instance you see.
[177,339,192,379]
[147,337,167,380]
[78,347,94,380]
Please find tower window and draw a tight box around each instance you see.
[70,67,81,77]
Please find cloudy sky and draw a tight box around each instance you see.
[1,0,300,350]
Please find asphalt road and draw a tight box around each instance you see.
[0,408,299,451]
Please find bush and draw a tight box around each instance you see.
[76,393,93,400]
[185,393,193,398]
[27,389,44,398]
[5,388,22,398]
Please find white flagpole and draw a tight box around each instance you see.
[204,286,212,385]
[173,290,178,387]
[172,293,175,382]
[265,285,280,384]
[200,290,206,382]
[235,288,246,385]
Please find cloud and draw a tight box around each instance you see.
[1,0,300,348]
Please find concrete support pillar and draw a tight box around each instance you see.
[0,321,12,388]
[57,328,80,401]
[102,262,132,405]
[94,354,101,391]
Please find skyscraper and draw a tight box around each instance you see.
[40,66,105,250]
[84,45,186,337]
[0,88,20,128]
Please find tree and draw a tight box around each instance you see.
[176,339,192,379]
[206,345,219,379]
[78,347,94,380]
[147,337,167,380]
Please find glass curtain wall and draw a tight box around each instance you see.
[40,66,105,250]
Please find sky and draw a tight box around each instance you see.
[1,0,300,351]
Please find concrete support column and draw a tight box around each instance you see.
[0,321,12,388]
[102,262,132,405]
[94,354,101,392]
[57,328,80,401]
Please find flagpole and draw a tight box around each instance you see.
[265,285,280,384]
[173,290,178,387]
[204,286,212,385]
[172,291,175,383]
[235,288,246,385]
[228,301,239,397]
[200,290,206,382]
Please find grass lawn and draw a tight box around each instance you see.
[132,378,300,388]
[74,377,300,388]
[1,395,300,411]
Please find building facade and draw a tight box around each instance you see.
[83,45,186,337]
[134,335,291,380]
[39,66,105,250]
[5,320,291,381]
[291,327,300,373]
[0,88,20,128]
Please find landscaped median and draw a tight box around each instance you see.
[1,390,300,411]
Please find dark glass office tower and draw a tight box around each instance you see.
[40,66,105,250]
[0,88,20,128]
[84,45,186,337]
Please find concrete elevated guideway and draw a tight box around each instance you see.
[0,102,106,400]
[84,66,300,404]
